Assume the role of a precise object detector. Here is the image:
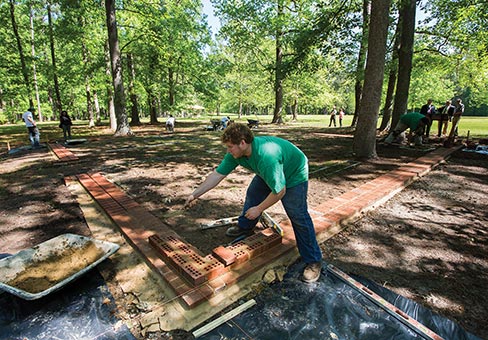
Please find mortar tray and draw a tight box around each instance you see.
[0,233,119,300]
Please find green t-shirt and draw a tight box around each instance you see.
[216,136,309,194]
[400,112,425,130]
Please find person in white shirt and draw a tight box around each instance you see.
[166,115,175,132]
[22,107,40,148]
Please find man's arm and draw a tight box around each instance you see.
[185,170,226,205]
[244,187,286,220]
[26,115,36,126]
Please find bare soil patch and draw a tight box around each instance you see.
[1,122,487,338]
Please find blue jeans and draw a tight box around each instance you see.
[238,176,322,264]
[62,125,71,140]
[27,127,40,147]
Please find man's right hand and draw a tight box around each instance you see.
[184,195,196,208]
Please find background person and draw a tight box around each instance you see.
[328,106,337,127]
[22,106,40,148]
[166,114,175,132]
[59,110,73,141]
[338,108,345,127]
[437,100,455,137]
[420,99,436,141]
[384,112,430,146]
[185,123,323,283]
[449,99,464,138]
[221,116,231,129]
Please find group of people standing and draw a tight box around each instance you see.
[22,107,73,149]
[327,106,346,127]
[420,98,464,140]
[384,97,465,147]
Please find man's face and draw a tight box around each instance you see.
[224,140,247,158]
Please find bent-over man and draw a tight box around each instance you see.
[185,123,323,283]
[385,112,430,146]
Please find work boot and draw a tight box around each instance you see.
[225,226,254,237]
[302,262,322,283]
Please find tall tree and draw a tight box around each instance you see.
[9,0,33,108]
[105,0,131,135]
[379,16,402,132]
[29,4,42,120]
[104,40,116,130]
[127,53,140,125]
[272,0,284,123]
[353,0,391,159]
[351,0,370,127]
[390,0,416,129]
[47,1,62,115]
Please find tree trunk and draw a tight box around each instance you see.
[9,0,33,108]
[105,41,116,130]
[29,5,42,121]
[147,89,158,124]
[93,90,101,124]
[292,98,298,121]
[105,0,132,136]
[127,53,140,125]
[47,87,55,120]
[47,2,62,115]
[390,0,416,129]
[272,2,284,124]
[351,0,371,127]
[168,66,175,108]
[353,0,391,160]
[80,33,95,127]
[378,18,402,132]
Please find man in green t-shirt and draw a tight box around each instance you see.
[384,112,430,146]
[185,123,323,283]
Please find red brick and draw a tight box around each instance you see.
[181,286,212,308]
[212,246,236,266]
[150,234,227,286]
[312,217,334,233]
[173,281,192,296]
[207,277,226,293]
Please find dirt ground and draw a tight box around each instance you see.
[0,121,487,339]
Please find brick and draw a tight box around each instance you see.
[181,286,212,308]
[212,246,236,266]
[312,217,334,233]
[207,277,226,293]
[149,234,227,286]
[173,281,192,296]
[48,143,78,161]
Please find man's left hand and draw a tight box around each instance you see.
[245,206,262,220]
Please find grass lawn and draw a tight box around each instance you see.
[1,114,487,150]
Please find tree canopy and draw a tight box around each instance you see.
[0,0,487,138]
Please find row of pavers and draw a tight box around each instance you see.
[48,142,79,161]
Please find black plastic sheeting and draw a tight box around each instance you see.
[0,254,135,340]
[199,261,481,340]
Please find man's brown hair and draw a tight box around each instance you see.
[221,123,254,145]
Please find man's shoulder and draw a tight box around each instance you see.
[255,135,286,144]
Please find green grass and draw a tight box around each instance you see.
[451,116,488,138]
[1,114,487,149]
